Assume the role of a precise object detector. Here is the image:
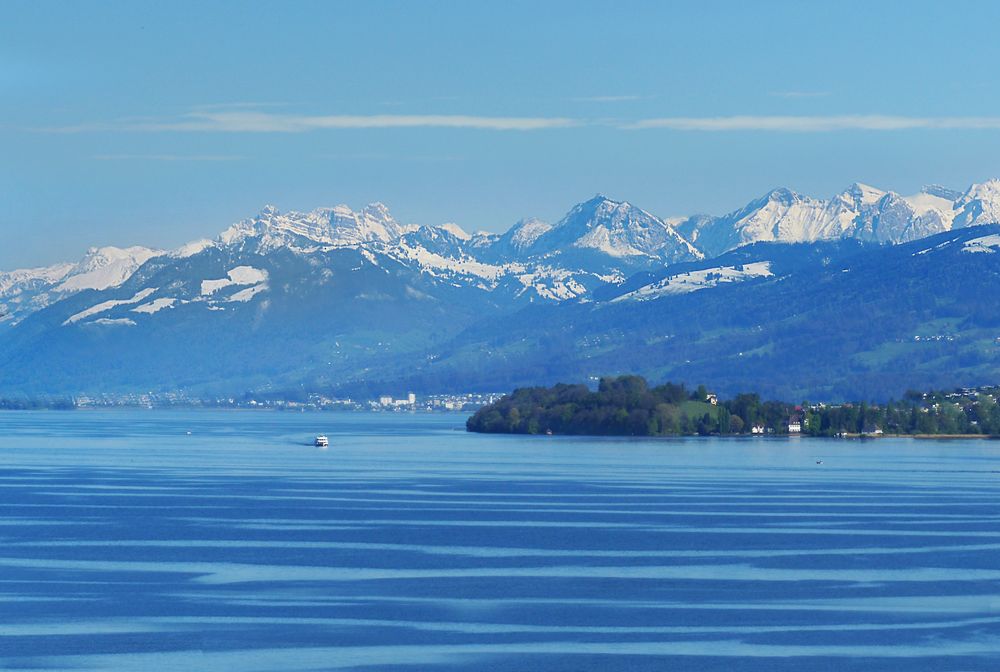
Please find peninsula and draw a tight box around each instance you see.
[466,376,1000,437]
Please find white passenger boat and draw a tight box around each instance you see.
[314,435,329,448]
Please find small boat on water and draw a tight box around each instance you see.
[314,435,329,448]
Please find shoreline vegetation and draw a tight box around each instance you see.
[466,376,1000,438]
[0,398,76,411]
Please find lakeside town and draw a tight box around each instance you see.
[53,391,507,413]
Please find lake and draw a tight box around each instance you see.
[0,410,998,671]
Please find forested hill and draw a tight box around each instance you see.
[466,376,1000,437]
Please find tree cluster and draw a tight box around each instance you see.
[0,397,76,410]
[467,376,731,436]
[467,376,1000,437]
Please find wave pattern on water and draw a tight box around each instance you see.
[0,410,998,671]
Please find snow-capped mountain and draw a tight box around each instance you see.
[0,246,159,326]
[6,197,666,336]
[218,202,411,252]
[6,178,1000,332]
[853,189,950,244]
[677,187,852,256]
[481,218,552,261]
[525,195,702,265]
[0,197,658,330]
[195,196,702,307]
[678,179,1000,257]
[953,179,1000,229]
[4,182,1000,397]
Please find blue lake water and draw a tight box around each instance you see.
[0,410,999,670]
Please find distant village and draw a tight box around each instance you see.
[66,391,505,413]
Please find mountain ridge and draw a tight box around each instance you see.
[4,179,1000,400]
[9,175,999,276]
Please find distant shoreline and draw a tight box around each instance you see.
[499,431,1000,441]
[856,433,1000,440]
[0,405,474,414]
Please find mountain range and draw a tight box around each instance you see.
[3,177,1000,400]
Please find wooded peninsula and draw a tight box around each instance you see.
[466,375,1000,437]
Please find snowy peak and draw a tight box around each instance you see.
[57,246,161,293]
[0,245,160,325]
[838,182,886,208]
[218,201,408,251]
[361,201,393,221]
[570,194,645,226]
[507,218,553,252]
[327,201,408,243]
[0,262,73,297]
[684,180,984,256]
[953,179,1000,228]
[902,190,953,217]
[8,177,1000,330]
[476,217,552,262]
[531,195,701,262]
[170,239,215,259]
[714,186,848,250]
[398,222,474,258]
[761,187,801,207]
[437,222,471,241]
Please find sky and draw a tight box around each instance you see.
[4,0,1000,268]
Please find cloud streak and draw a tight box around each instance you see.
[626,115,1000,132]
[42,111,1000,135]
[53,111,578,133]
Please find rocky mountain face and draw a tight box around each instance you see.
[521,195,702,265]
[6,178,1000,329]
[0,246,160,327]
[677,182,972,257]
[0,195,691,394]
[0,194,702,332]
[3,178,1000,397]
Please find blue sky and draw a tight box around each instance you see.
[4,0,1000,268]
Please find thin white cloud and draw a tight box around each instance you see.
[44,111,1000,135]
[626,115,1000,132]
[93,154,246,161]
[51,111,578,133]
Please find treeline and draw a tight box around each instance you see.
[468,376,736,436]
[0,398,76,410]
[466,375,1000,437]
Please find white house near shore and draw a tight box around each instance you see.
[378,393,417,408]
[862,424,884,437]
